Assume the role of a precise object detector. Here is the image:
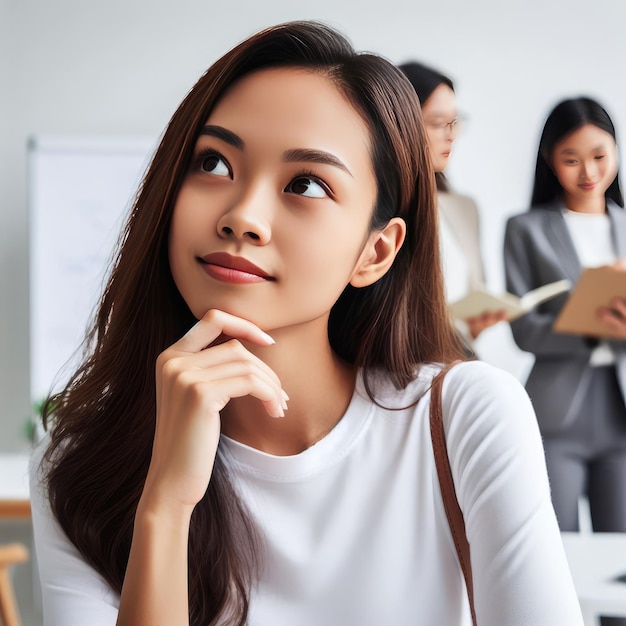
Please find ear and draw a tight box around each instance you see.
[350,218,406,288]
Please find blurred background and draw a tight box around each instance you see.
[1,0,625,623]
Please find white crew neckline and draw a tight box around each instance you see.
[220,373,377,481]
[561,207,609,219]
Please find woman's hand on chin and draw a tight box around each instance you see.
[142,309,286,514]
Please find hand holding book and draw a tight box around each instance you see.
[597,297,626,339]
[450,279,571,323]
[465,309,508,339]
[554,262,626,339]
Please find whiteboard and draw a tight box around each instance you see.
[28,136,156,403]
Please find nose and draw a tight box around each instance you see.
[217,187,272,245]
[580,164,589,179]
[580,160,596,181]
[443,126,457,145]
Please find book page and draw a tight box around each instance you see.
[449,290,521,321]
[450,279,570,321]
[519,279,571,309]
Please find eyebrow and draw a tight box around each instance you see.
[199,126,352,176]
[199,125,244,149]
[560,145,607,154]
[283,148,353,176]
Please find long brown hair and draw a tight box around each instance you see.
[41,20,463,626]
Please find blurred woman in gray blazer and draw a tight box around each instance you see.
[504,97,626,551]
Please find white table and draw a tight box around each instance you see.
[0,454,31,519]
[562,532,626,626]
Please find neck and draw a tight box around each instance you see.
[220,317,357,456]
[563,192,606,214]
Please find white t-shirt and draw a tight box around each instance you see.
[562,208,615,268]
[30,361,583,626]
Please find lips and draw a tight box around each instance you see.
[199,252,274,284]
[578,182,597,191]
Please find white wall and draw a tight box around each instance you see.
[2,0,626,450]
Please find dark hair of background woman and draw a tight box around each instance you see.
[531,96,624,208]
[398,61,455,192]
[40,21,464,626]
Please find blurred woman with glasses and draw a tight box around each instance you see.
[399,62,507,351]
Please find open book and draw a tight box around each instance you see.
[554,266,626,338]
[450,279,571,321]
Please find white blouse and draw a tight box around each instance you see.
[563,207,617,366]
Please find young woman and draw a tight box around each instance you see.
[399,62,507,347]
[31,22,582,626]
[504,96,626,626]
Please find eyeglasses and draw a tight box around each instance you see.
[425,116,465,136]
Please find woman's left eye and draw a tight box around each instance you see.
[199,152,231,177]
[285,176,329,198]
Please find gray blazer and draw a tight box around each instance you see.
[503,200,626,434]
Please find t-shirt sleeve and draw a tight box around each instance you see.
[441,361,583,626]
[29,443,120,626]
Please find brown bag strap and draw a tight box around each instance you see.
[429,362,477,626]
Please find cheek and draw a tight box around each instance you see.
[426,134,447,172]
[605,159,619,182]
[170,192,213,248]
[168,200,202,275]
[168,208,188,264]
[553,166,574,188]
[426,129,441,153]
[281,222,364,288]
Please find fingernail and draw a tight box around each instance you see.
[262,332,275,344]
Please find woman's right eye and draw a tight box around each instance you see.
[197,152,232,178]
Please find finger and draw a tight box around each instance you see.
[168,338,279,377]
[610,297,626,318]
[176,309,275,353]
[168,346,284,401]
[164,365,287,418]
[160,339,284,402]
[598,307,626,337]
